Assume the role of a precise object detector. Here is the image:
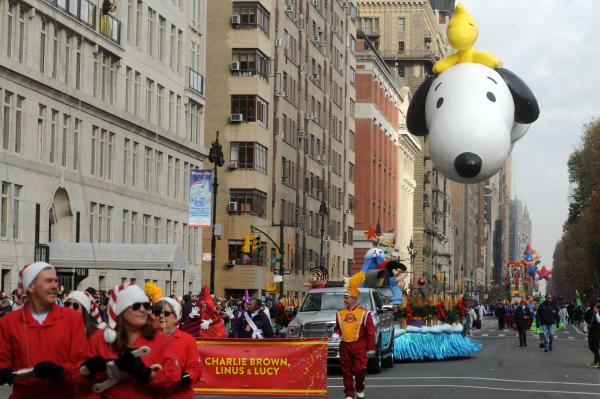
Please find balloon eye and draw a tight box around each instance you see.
[436,97,444,108]
[487,92,496,102]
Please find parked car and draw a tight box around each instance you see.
[286,286,395,373]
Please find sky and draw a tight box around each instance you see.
[459,0,600,265]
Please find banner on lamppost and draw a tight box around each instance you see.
[189,169,212,227]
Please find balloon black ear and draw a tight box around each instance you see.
[496,68,540,124]
[406,75,436,136]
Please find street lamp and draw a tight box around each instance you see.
[319,200,328,268]
[208,132,224,295]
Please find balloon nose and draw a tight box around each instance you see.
[454,152,482,179]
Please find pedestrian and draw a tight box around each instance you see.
[235,298,274,338]
[515,300,532,347]
[0,262,88,398]
[559,304,569,326]
[0,297,11,318]
[495,301,505,329]
[584,303,600,367]
[80,283,181,397]
[535,294,560,352]
[180,294,193,325]
[65,290,106,337]
[331,272,375,399]
[478,303,486,324]
[154,297,202,398]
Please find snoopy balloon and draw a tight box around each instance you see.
[406,4,540,183]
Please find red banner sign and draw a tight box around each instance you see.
[193,338,328,397]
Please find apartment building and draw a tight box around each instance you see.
[204,0,358,298]
[0,0,207,294]
[352,34,419,273]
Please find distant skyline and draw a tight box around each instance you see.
[460,0,600,265]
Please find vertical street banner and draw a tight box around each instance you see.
[194,338,328,397]
[189,169,212,227]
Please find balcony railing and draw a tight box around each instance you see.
[188,68,205,96]
[49,0,97,28]
[100,14,121,44]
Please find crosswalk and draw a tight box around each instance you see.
[472,327,587,341]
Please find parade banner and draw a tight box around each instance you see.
[193,338,328,397]
[188,169,212,227]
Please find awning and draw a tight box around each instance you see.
[48,243,185,271]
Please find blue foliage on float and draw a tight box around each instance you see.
[393,324,482,361]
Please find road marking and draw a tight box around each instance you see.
[568,337,575,339]
[498,334,505,337]
[326,384,600,395]
[482,334,489,337]
[328,376,600,387]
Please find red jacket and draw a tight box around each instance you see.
[163,329,202,399]
[0,304,88,399]
[81,329,181,398]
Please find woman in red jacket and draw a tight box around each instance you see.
[80,283,181,398]
[154,297,202,398]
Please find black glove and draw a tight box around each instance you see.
[33,361,64,382]
[0,368,13,385]
[180,370,191,385]
[81,356,107,377]
[115,350,152,384]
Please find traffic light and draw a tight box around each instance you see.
[242,234,252,253]
[252,234,261,253]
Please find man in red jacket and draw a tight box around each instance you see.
[332,272,375,399]
[0,262,88,398]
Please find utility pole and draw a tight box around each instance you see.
[208,132,224,294]
[278,220,284,298]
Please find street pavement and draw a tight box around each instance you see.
[0,320,597,398]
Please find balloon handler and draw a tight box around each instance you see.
[331,272,375,399]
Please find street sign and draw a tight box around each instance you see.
[273,269,291,275]
[268,257,282,264]
[273,275,283,283]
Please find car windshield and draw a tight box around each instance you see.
[299,292,372,312]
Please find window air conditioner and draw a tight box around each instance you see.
[297,130,306,138]
[344,208,352,214]
[305,113,316,120]
[311,36,321,45]
[231,15,241,25]
[308,261,316,268]
[298,64,305,72]
[230,113,243,122]
[228,161,238,169]
[228,202,238,212]
[331,26,338,33]
[275,90,288,97]
[284,4,295,12]
[227,260,236,267]
[230,61,240,71]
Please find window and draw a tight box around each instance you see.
[174,159,180,199]
[6,4,26,63]
[40,22,46,73]
[127,0,135,43]
[14,95,23,153]
[125,67,132,113]
[91,127,114,180]
[94,50,117,105]
[61,115,70,167]
[154,151,162,194]
[231,49,270,78]
[122,210,129,243]
[52,27,59,79]
[281,158,297,188]
[177,30,183,73]
[143,214,151,243]
[232,3,270,34]
[89,202,112,243]
[50,110,58,164]
[167,156,174,197]
[133,71,140,117]
[144,147,153,191]
[136,0,142,47]
[229,189,267,218]
[37,105,46,160]
[75,38,82,90]
[64,34,72,85]
[170,25,177,70]
[0,182,8,238]
[147,8,156,56]
[12,184,21,239]
[231,95,268,126]
[123,139,131,185]
[132,142,138,187]
[130,211,138,243]
[157,85,164,128]
[146,79,154,122]
[153,217,160,243]
[158,16,166,63]
[73,119,80,170]
[168,91,174,133]
[398,17,405,31]
[187,100,203,144]
[398,41,405,53]
[230,142,267,173]
[228,240,266,266]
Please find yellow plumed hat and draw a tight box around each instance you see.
[144,282,163,304]
[346,272,365,298]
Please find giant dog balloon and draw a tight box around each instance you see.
[407,63,540,183]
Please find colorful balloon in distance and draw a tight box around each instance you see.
[536,265,552,281]
[527,265,537,278]
[417,276,427,286]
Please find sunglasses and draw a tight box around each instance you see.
[131,302,150,311]
[64,301,80,310]
[152,310,174,317]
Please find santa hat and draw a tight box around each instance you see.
[67,290,107,329]
[14,262,55,309]
[345,272,365,298]
[156,297,182,321]
[104,283,149,344]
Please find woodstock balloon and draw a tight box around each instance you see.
[406,3,540,183]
